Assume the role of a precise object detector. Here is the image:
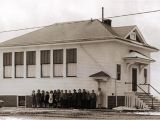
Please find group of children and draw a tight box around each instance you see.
[32,89,100,109]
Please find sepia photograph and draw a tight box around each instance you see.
[0,0,160,119]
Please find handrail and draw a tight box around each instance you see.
[140,83,160,95]
[125,82,154,109]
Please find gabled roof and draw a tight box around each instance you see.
[0,19,114,47]
[89,71,110,78]
[113,25,136,38]
[0,19,158,52]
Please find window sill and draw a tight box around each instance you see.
[4,77,12,79]
[53,76,63,77]
[41,76,50,78]
[66,76,77,77]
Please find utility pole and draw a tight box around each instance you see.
[102,7,104,22]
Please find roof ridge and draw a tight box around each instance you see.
[53,19,99,26]
[113,25,136,28]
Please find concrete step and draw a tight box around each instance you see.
[140,98,157,101]
[136,92,160,110]
[138,94,153,97]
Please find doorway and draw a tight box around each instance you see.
[132,68,137,91]
[18,96,26,107]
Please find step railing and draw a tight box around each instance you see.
[140,83,160,96]
[125,92,149,109]
[125,82,154,109]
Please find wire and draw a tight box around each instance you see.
[1,9,160,34]
[0,25,51,34]
[106,9,160,18]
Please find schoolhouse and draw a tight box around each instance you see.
[0,19,159,109]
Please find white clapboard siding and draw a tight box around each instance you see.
[67,63,77,76]
[54,64,63,77]
[16,65,24,78]
[42,64,50,77]
[27,65,36,78]
[4,66,12,78]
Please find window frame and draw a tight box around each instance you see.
[41,50,50,78]
[3,52,12,78]
[26,51,36,78]
[130,32,136,40]
[116,64,121,80]
[66,48,77,77]
[53,49,63,77]
[15,52,24,78]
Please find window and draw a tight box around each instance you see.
[15,52,24,78]
[130,32,136,40]
[26,51,36,78]
[3,52,12,78]
[117,64,121,80]
[53,49,63,77]
[41,50,50,77]
[66,48,77,77]
[144,69,147,83]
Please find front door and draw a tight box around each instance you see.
[132,68,137,91]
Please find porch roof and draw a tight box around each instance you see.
[124,50,155,63]
[89,71,110,78]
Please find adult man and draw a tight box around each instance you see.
[72,89,77,108]
[36,89,41,108]
[63,90,68,108]
[90,90,96,109]
[68,90,72,108]
[32,90,36,108]
[60,90,64,108]
[82,89,87,108]
[41,90,45,108]
[77,89,82,109]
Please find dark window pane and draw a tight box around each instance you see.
[144,69,147,83]
[15,52,24,65]
[144,69,147,77]
[26,51,36,65]
[53,49,63,64]
[41,50,50,64]
[66,48,77,63]
[117,64,121,80]
[3,52,12,66]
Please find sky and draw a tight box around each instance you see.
[0,0,160,95]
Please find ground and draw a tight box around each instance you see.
[0,107,160,120]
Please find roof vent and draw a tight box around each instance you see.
[103,19,112,26]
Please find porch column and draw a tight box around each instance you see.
[50,49,53,78]
[36,50,41,78]
[12,52,15,78]
[63,48,66,77]
[23,51,26,78]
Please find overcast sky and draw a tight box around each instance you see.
[0,0,160,95]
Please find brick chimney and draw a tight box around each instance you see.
[103,19,112,26]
